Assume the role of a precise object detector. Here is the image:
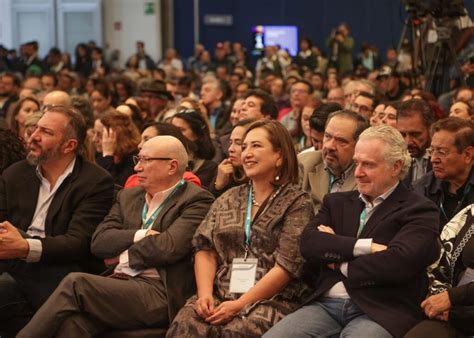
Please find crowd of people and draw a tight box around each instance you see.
[0,18,473,338]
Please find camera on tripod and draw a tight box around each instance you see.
[403,0,465,19]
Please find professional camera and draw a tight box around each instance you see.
[403,0,465,18]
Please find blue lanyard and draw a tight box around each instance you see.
[357,209,367,237]
[141,180,185,230]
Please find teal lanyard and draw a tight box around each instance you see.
[300,136,306,150]
[141,180,185,230]
[328,174,336,193]
[357,209,367,237]
[244,185,253,249]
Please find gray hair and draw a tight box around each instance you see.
[358,125,412,179]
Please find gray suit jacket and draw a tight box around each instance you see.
[298,150,357,212]
[91,181,214,321]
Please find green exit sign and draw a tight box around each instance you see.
[144,2,155,15]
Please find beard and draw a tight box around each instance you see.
[26,141,61,165]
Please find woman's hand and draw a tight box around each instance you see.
[205,300,244,325]
[421,291,452,319]
[214,159,234,190]
[101,128,117,156]
[195,294,216,320]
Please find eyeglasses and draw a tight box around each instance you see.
[133,155,173,165]
[427,147,451,158]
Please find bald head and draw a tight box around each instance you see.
[144,135,188,175]
[43,90,71,108]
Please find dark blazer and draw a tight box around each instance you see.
[301,183,440,338]
[91,182,215,322]
[0,157,114,306]
[413,169,474,229]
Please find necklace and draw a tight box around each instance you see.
[251,191,261,207]
[251,184,283,208]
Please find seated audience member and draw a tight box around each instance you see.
[377,65,407,101]
[17,135,215,337]
[9,96,40,140]
[139,79,173,122]
[171,109,218,189]
[299,110,368,211]
[124,122,201,188]
[406,204,474,338]
[213,98,244,162]
[239,89,278,121]
[70,95,94,129]
[210,119,253,197]
[0,129,26,174]
[280,80,314,140]
[449,100,473,122]
[90,81,115,118]
[166,120,313,337]
[266,125,440,338]
[397,99,434,184]
[351,91,377,121]
[302,102,343,153]
[116,103,145,134]
[326,86,345,107]
[379,101,399,127]
[0,105,114,335]
[43,90,71,108]
[296,103,317,152]
[371,101,399,128]
[93,112,141,186]
[229,98,244,127]
[414,118,474,230]
[200,78,230,132]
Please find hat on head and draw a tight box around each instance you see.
[139,79,173,100]
[377,65,398,79]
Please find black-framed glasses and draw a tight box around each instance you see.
[133,155,174,165]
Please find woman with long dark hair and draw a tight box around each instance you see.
[171,109,217,189]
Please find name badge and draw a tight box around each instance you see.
[229,258,258,294]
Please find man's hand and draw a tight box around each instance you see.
[318,225,335,234]
[371,243,387,253]
[104,256,119,266]
[0,222,29,259]
[205,300,244,325]
[145,229,160,237]
[421,291,452,319]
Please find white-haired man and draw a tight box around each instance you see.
[18,135,215,337]
[265,125,440,338]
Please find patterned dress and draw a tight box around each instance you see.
[167,183,314,337]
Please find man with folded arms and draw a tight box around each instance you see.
[265,125,439,338]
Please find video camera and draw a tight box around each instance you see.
[403,0,465,18]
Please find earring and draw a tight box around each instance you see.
[275,175,280,181]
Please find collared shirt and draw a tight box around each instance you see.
[325,181,399,298]
[26,158,76,262]
[325,163,354,193]
[114,180,182,278]
[411,151,430,182]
